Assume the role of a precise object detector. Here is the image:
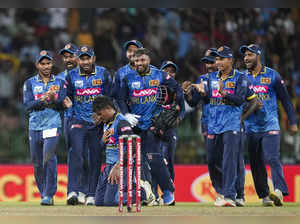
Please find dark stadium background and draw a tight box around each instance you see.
[0,8,299,164]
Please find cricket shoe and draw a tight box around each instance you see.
[163,190,175,205]
[41,196,54,206]
[67,192,78,205]
[78,192,86,205]
[269,189,283,206]
[86,196,95,206]
[262,196,273,207]
[141,180,155,206]
[215,198,236,207]
[214,194,224,206]
[153,197,163,206]
[235,198,245,207]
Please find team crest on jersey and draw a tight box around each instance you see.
[132,81,141,89]
[225,82,235,88]
[75,80,84,88]
[49,85,59,91]
[261,77,271,84]
[149,79,159,86]
[211,81,219,89]
[33,86,43,93]
[92,79,102,86]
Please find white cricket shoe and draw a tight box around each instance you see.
[67,192,78,205]
[78,192,86,205]
[262,196,273,207]
[215,198,236,207]
[214,194,224,206]
[269,189,283,206]
[85,196,95,206]
[235,198,245,207]
[141,180,155,206]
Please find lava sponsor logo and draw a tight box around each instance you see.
[268,130,279,135]
[34,93,58,100]
[212,89,234,98]
[261,77,271,84]
[121,126,132,132]
[76,88,101,96]
[250,85,269,93]
[132,88,157,97]
[191,169,274,202]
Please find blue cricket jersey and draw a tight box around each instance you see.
[66,65,112,123]
[103,113,133,165]
[207,69,249,134]
[244,66,297,133]
[117,67,184,130]
[23,74,66,130]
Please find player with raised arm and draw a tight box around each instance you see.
[192,46,255,207]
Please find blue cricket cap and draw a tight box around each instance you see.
[211,46,233,58]
[239,44,262,55]
[160,60,178,73]
[59,43,78,55]
[36,50,53,63]
[123,40,143,51]
[201,48,217,63]
[77,46,95,57]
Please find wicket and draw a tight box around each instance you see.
[118,135,141,213]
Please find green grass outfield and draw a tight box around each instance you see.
[0,202,300,216]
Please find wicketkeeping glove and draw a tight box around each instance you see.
[125,113,141,127]
[150,103,179,138]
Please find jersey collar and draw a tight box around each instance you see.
[247,66,266,78]
[217,68,236,81]
[105,112,119,126]
[79,65,96,76]
[36,74,55,83]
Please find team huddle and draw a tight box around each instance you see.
[23,39,298,208]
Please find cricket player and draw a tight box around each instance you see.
[240,44,298,206]
[23,50,67,205]
[56,43,88,205]
[158,60,185,205]
[112,40,143,99]
[65,46,112,205]
[193,46,254,207]
[117,48,184,205]
[92,96,155,206]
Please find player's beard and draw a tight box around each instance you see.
[137,64,149,74]
[246,59,258,71]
